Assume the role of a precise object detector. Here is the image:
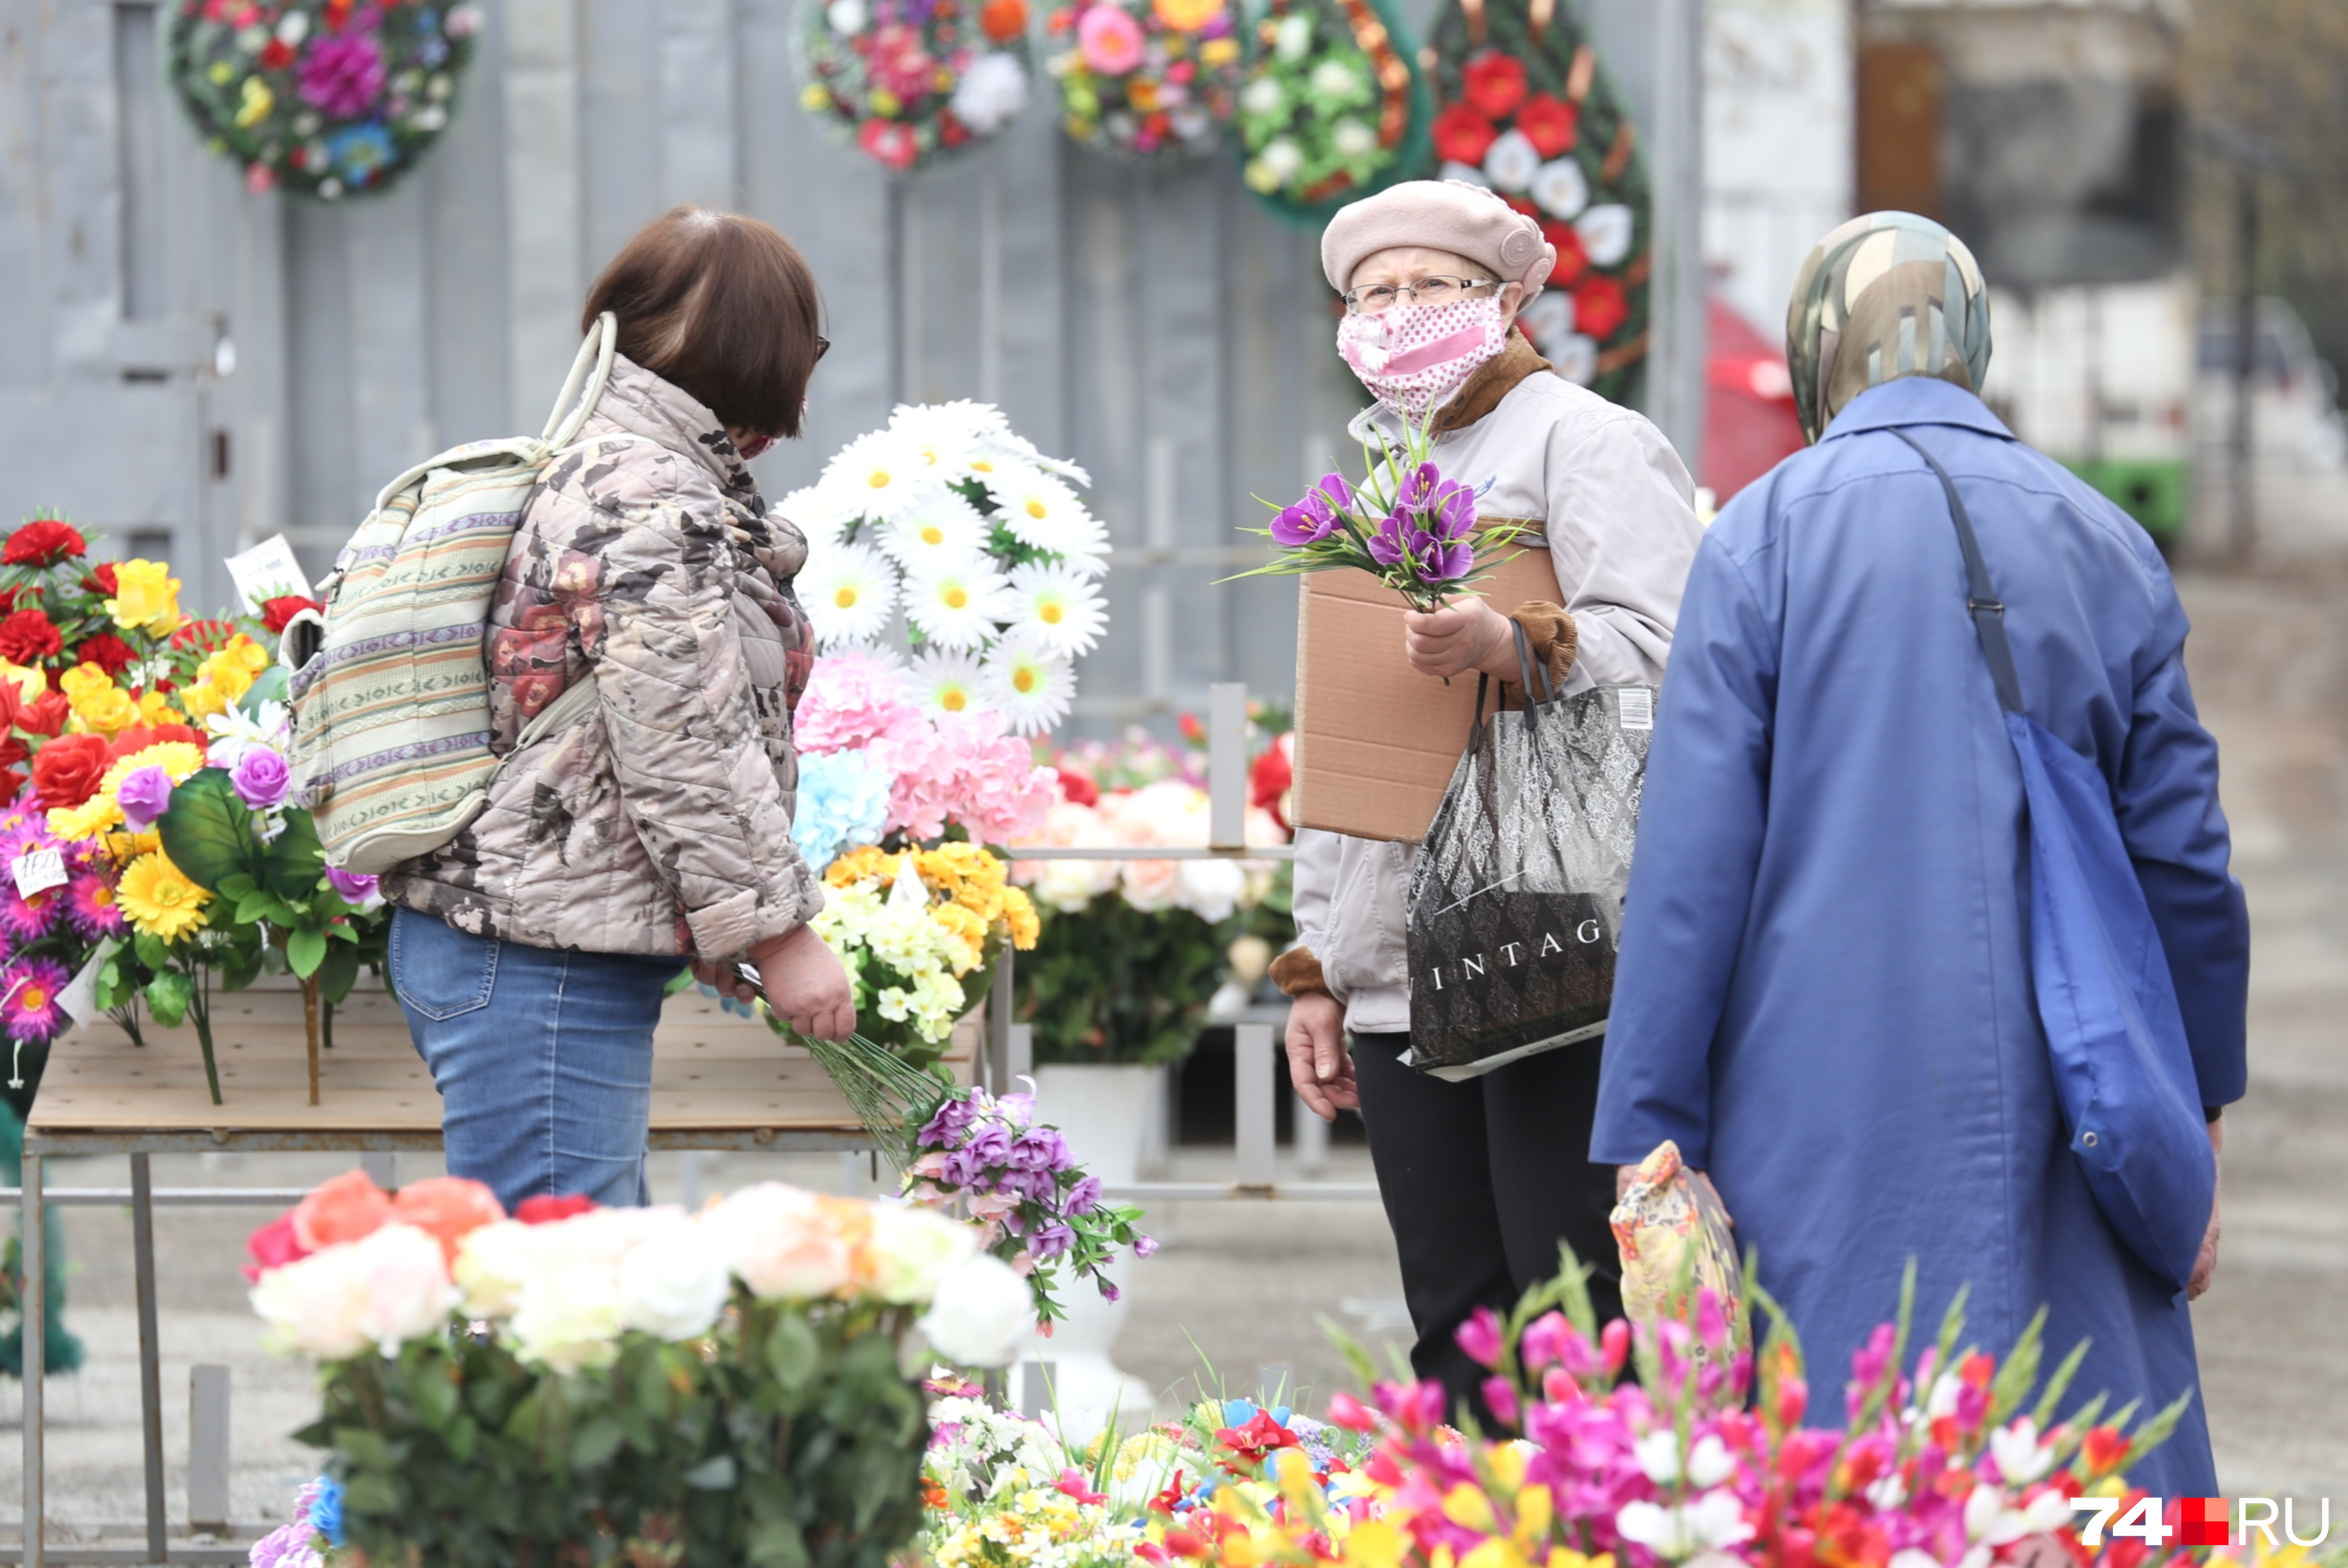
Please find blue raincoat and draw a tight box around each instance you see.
[1590,378,2248,1493]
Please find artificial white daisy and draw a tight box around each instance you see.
[797,540,899,646]
[818,427,939,524]
[1006,561,1107,656]
[995,470,1098,556]
[888,400,1007,480]
[903,560,1013,650]
[983,638,1076,735]
[971,430,1091,488]
[778,484,855,546]
[907,647,988,717]
[878,488,991,575]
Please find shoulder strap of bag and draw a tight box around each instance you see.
[542,313,623,447]
[1891,428,2026,717]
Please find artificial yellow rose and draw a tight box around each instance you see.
[68,685,140,738]
[196,649,255,702]
[176,681,230,721]
[105,559,182,636]
[137,688,182,726]
[59,664,112,706]
[0,661,45,707]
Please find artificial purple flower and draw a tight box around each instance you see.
[1,957,71,1045]
[918,1094,981,1149]
[232,749,291,811]
[0,881,58,943]
[1032,1220,1076,1259]
[1366,511,1412,568]
[1431,480,1477,541]
[1270,502,1339,548]
[1132,1232,1158,1258]
[964,1121,1014,1169]
[1098,1278,1122,1303]
[1310,472,1354,515]
[323,866,380,909]
[297,35,388,120]
[1399,462,1442,509]
[995,1090,1037,1128]
[1411,531,1474,586]
[1066,1174,1102,1215]
[64,871,124,941]
[1006,1126,1071,1173]
[116,765,174,832]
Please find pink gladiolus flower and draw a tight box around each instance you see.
[1455,1305,1505,1368]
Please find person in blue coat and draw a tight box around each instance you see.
[1589,213,2247,1495]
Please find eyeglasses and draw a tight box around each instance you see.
[815,335,831,361]
[1340,276,1501,316]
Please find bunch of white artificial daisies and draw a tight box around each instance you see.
[785,402,1108,735]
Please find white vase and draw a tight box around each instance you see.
[1019,1062,1161,1443]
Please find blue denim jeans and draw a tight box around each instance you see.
[390,907,683,1213]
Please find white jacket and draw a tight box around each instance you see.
[1291,364,1704,1035]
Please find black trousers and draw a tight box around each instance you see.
[1349,1030,1624,1418]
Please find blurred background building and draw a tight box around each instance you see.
[3,0,2345,716]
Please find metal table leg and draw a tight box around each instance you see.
[22,1149,42,1568]
[131,1155,166,1563]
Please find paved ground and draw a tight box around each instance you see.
[3,477,2346,1542]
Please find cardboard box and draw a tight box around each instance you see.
[1292,541,1564,843]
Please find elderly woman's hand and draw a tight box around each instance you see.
[1404,597,1520,680]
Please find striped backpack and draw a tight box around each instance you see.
[282,315,624,874]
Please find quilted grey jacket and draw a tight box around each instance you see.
[384,356,823,959]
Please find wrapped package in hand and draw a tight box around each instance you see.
[1609,1140,1745,1356]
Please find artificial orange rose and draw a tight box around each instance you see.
[390,1176,507,1264]
[979,0,1027,41]
[290,1168,395,1252]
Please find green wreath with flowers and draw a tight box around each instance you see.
[1234,0,1427,221]
[166,0,481,201]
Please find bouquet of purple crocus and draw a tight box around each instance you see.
[1231,419,1529,612]
[900,1082,1154,1327]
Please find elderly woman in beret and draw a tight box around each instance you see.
[1272,180,1704,1415]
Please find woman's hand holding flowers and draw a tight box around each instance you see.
[753,923,858,1041]
[1403,596,1521,680]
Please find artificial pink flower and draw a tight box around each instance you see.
[1076,3,1146,74]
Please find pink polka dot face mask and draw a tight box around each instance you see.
[1337,295,1511,422]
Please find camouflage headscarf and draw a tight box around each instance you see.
[1786,212,1992,444]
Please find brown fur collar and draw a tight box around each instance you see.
[1430,330,1553,437]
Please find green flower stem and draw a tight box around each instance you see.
[188,965,220,1108]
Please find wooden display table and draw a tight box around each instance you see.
[16,982,974,1567]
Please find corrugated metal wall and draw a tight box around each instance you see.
[0,0,1698,720]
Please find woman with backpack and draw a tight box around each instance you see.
[383,207,854,1212]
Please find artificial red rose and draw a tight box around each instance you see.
[1249,737,1292,829]
[69,633,137,676]
[1056,765,1100,807]
[81,562,118,596]
[516,1193,597,1225]
[1460,51,1528,120]
[1431,102,1498,167]
[1515,92,1578,157]
[1573,275,1630,341]
[260,37,295,69]
[1542,220,1588,287]
[19,691,69,738]
[260,595,323,634]
[0,610,62,666]
[30,733,114,810]
[2,519,87,568]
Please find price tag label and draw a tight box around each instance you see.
[11,846,66,899]
[224,534,310,614]
[55,938,117,1027]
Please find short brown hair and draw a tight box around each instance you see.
[582,207,824,440]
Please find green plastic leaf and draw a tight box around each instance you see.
[156,769,260,894]
[286,926,327,978]
[240,665,289,714]
[262,809,326,902]
[317,942,360,1004]
[567,1415,625,1469]
[216,871,257,899]
[680,1454,738,1490]
[144,969,193,1027]
[765,1313,819,1397]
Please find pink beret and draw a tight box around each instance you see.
[1320,179,1557,304]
